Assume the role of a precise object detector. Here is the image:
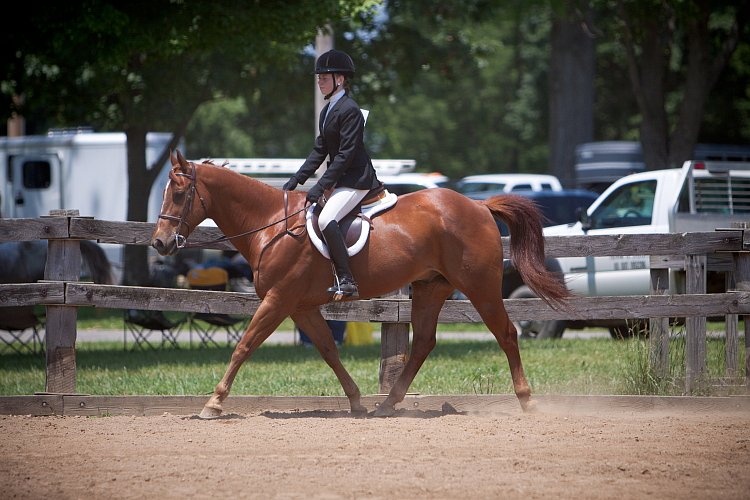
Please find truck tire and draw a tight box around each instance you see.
[508,286,566,339]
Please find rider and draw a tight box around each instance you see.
[282,49,381,298]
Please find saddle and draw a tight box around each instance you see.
[306,184,398,259]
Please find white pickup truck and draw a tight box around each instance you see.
[514,160,750,339]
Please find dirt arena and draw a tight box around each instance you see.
[1,398,748,500]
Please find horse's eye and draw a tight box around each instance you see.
[172,191,186,203]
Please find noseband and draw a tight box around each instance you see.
[158,161,208,249]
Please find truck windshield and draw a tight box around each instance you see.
[589,180,656,229]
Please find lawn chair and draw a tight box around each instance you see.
[0,306,45,354]
[123,260,188,350]
[123,309,188,350]
[186,267,249,348]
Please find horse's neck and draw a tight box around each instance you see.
[200,165,285,248]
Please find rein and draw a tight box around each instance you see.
[159,162,307,249]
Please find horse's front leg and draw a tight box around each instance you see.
[200,298,289,419]
[292,309,367,415]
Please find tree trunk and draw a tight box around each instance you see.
[669,4,743,166]
[620,6,670,170]
[549,4,595,188]
[619,1,745,170]
[123,127,151,286]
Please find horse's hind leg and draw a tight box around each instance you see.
[465,286,533,411]
[292,309,367,415]
[374,278,454,417]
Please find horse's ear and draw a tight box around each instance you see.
[175,149,189,171]
[168,165,180,183]
[170,149,178,166]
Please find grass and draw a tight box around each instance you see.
[1,331,744,397]
[2,308,745,397]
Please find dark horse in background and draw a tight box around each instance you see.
[0,240,113,332]
[152,151,570,418]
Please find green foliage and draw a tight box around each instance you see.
[188,97,256,158]
[1,0,378,133]
[622,326,747,396]
[6,0,748,181]
[333,1,556,178]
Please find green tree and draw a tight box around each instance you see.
[344,0,555,179]
[185,1,750,189]
[603,0,750,169]
[1,0,377,284]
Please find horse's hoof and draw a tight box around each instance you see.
[199,405,223,419]
[520,398,538,413]
[372,405,396,418]
[351,404,368,416]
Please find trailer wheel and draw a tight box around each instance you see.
[508,286,566,339]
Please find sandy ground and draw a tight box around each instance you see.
[1,402,748,500]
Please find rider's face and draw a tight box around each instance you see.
[317,73,341,95]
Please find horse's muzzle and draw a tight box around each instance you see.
[151,235,177,256]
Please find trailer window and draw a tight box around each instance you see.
[22,161,52,189]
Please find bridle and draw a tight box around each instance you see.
[158,161,208,249]
[159,161,306,250]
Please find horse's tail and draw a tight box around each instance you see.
[481,194,570,309]
[80,241,114,284]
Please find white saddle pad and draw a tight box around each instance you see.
[306,190,398,259]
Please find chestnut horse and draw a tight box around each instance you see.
[151,151,569,418]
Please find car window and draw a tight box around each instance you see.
[589,180,656,229]
[458,182,506,193]
[510,184,532,191]
[540,183,554,191]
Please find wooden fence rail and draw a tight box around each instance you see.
[1,213,748,395]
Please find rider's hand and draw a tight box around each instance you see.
[282,175,300,191]
[305,184,325,204]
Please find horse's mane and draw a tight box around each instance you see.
[196,158,281,196]
[198,159,228,168]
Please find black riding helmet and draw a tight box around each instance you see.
[315,49,355,100]
[315,49,355,77]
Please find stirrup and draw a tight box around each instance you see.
[327,280,359,301]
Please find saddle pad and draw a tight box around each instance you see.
[306,190,398,259]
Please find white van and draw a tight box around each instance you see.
[455,173,563,194]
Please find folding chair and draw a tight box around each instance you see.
[0,306,45,354]
[186,267,249,348]
[123,309,188,351]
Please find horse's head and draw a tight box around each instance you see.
[151,150,207,256]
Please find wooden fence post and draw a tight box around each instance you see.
[379,286,410,393]
[43,210,81,394]
[684,254,707,394]
[730,222,750,387]
[648,261,670,378]
[724,270,739,378]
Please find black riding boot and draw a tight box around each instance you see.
[322,221,359,298]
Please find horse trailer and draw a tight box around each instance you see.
[0,129,178,280]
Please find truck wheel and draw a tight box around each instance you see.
[508,286,566,339]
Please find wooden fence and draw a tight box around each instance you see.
[1,211,748,396]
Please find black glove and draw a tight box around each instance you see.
[282,175,300,191]
[305,184,325,204]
